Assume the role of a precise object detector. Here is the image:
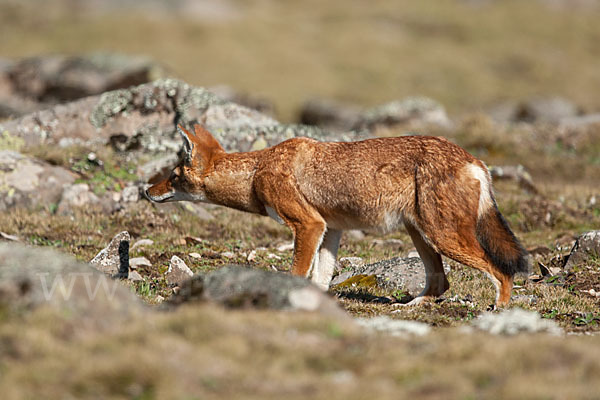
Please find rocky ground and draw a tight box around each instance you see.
[1,53,600,398]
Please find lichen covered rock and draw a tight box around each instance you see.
[0,150,76,211]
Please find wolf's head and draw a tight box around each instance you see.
[145,124,224,203]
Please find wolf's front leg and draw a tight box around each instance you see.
[290,220,327,278]
[311,229,342,290]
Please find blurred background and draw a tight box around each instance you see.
[2,0,599,122]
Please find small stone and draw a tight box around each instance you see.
[338,257,364,271]
[165,255,194,285]
[407,250,419,258]
[129,257,152,269]
[90,231,130,278]
[247,250,257,262]
[277,242,294,252]
[128,270,144,282]
[0,231,19,241]
[57,183,100,215]
[538,262,551,276]
[472,308,562,336]
[189,252,202,259]
[156,295,165,303]
[267,253,281,260]
[511,294,539,305]
[121,186,140,203]
[549,267,562,276]
[356,316,431,337]
[346,230,366,241]
[112,192,122,202]
[185,236,204,244]
[564,230,600,272]
[131,239,154,250]
[221,251,235,259]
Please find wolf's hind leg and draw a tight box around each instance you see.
[311,229,342,290]
[402,223,449,304]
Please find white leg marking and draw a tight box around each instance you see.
[265,205,285,225]
[466,162,493,218]
[311,229,342,290]
[484,271,501,304]
[306,229,326,279]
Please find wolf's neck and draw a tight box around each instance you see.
[204,151,263,214]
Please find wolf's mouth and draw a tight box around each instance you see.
[144,190,174,203]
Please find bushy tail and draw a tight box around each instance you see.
[476,204,529,276]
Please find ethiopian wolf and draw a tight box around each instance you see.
[146,124,528,306]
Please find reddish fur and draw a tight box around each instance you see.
[146,125,528,306]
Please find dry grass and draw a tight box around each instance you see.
[1,302,600,399]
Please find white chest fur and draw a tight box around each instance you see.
[265,205,285,225]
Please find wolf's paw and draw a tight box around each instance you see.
[391,295,432,310]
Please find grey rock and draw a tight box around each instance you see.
[514,97,579,124]
[170,265,348,319]
[407,250,420,258]
[564,230,600,271]
[559,113,600,129]
[511,294,539,305]
[56,183,100,215]
[128,270,144,282]
[131,238,154,250]
[0,242,143,319]
[129,257,152,269]
[0,150,76,211]
[90,231,130,278]
[206,122,367,153]
[137,153,179,183]
[331,257,364,285]
[0,53,166,119]
[473,308,562,336]
[121,185,140,203]
[208,84,276,116]
[330,271,354,286]
[356,97,452,130]
[356,316,431,336]
[6,53,165,103]
[0,78,223,148]
[165,255,193,285]
[200,102,278,130]
[336,256,451,296]
[338,256,364,271]
[299,98,362,132]
[489,165,538,194]
[0,231,19,241]
[0,79,366,156]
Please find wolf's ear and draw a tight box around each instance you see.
[177,124,195,163]
[194,124,224,153]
